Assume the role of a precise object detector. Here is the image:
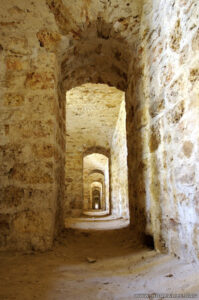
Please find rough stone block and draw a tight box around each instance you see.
[167,101,184,124]
[4,93,24,106]
[36,29,61,51]
[0,213,11,247]
[8,161,54,184]
[25,72,55,90]
[149,99,165,118]
[149,122,161,152]
[6,37,30,55]
[12,209,55,251]
[182,141,193,158]
[10,119,54,139]
[5,56,29,71]
[32,143,54,158]
[0,186,24,207]
[169,19,182,52]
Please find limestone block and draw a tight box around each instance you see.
[182,141,193,158]
[0,213,11,247]
[36,29,61,51]
[5,56,29,71]
[8,161,54,184]
[149,98,165,118]
[9,119,54,139]
[4,72,26,88]
[25,72,55,90]
[26,94,57,116]
[169,19,182,52]
[0,186,24,207]
[12,209,55,251]
[166,101,184,124]
[135,106,149,128]
[192,30,199,51]
[189,68,199,84]
[6,37,30,55]
[32,143,54,159]
[149,122,161,153]
[3,93,24,106]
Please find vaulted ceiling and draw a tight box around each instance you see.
[66,83,124,151]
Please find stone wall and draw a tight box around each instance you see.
[139,0,199,260]
[111,100,129,219]
[65,150,83,217]
[0,0,64,250]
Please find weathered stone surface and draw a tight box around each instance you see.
[6,37,30,55]
[170,19,182,52]
[192,30,199,51]
[0,186,24,207]
[8,162,53,184]
[25,72,54,90]
[135,106,149,128]
[10,119,54,139]
[0,0,198,264]
[140,0,199,260]
[3,93,24,106]
[182,141,193,158]
[11,209,54,251]
[36,29,61,51]
[5,56,29,71]
[149,122,161,153]
[111,100,129,219]
[167,101,185,124]
[189,68,199,84]
[25,72,55,90]
[149,99,165,118]
[0,214,11,247]
[32,143,54,159]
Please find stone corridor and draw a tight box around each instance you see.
[0,0,199,299]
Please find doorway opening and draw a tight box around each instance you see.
[83,152,109,216]
[64,83,129,230]
[91,182,102,211]
[92,189,101,209]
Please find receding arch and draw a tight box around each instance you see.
[83,153,109,212]
[60,10,143,238]
[91,186,101,210]
[59,19,134,225]
[84,147,110,159]
[89,169,104,176]
[59,20,132,93]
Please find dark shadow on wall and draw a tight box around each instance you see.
[125,65,148,244]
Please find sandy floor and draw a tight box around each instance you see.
[64,216,129,230]
[0,228,199,300]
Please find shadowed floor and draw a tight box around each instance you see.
[0,228,199,300]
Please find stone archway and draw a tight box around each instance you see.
[90,182,103,210]
[92,188,101,209]
[82,153,109,215]
[57,16,146,242]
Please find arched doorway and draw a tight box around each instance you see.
[92,188,101,210]
[64,84,130,226]
[83,152,109,214]
[59,19,138,233]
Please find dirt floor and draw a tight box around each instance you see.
[0,228,199,300]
